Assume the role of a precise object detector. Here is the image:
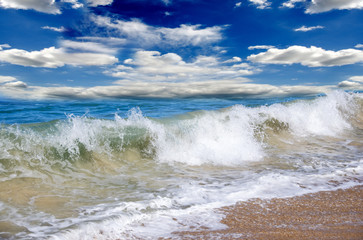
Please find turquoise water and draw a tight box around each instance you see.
[0,91,362,239]
[0,96,306,124]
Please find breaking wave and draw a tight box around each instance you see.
[0,91,361,172]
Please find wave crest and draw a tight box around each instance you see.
[0,91,361,173]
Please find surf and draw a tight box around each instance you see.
[0,91,362,239]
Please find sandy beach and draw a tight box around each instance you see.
[172,185,363,239]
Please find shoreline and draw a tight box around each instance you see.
[171,185,363,239]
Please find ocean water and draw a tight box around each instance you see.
[0,91,362,239]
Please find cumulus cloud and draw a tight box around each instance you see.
[349,76,363,82]
[87,0,113,7]
[0,46,118,68]
[0,0,86,14]
[0,75,27,89]
[248,45,275,50]
[0,44,11,50]
[282,0,363,13]
[306,0,363,14]
[42,26,67,32]
[0,0,61,14]
[104,51,257,82]
[294,25,324,32]
[282,0,305,8]
[223,56,242,63]
[92,15,224,47]
[158,24,224,46]
[338,76,363,89]
[247,45,363,67]
[248,0,271,9]
[0,56,336,100]
[355,44,363,48]
[3,81,27,88]
[0,75,17,83]
[0,80,333,100]
[0,0,118,13]
[337,80,361,88]
[235,2,242,8]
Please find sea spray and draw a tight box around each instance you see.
[154,105,265,165]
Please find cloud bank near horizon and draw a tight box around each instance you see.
[0,77,339,100]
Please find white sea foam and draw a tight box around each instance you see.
[51,162,363,240]
[260,90,354,136]
[154,105,265,166]
[152,91,357,166]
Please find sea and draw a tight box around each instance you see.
[0,90,362,239]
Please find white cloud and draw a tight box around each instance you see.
[60,40,118,54]
[0,0,116,14]
[0,75,17,83]
[0,46,118,68]
[42,26,67,32]
[0,0,88,14]
[0,75,27,89]
[248,0,271,9]
[282,0,363,13]
[282,0,305,8]
[61,0,83,9]
[337,76,363,89]
[248,45,275,50]
[3,81,27,88]
[92,16,161,43]
[0,80,333,100]
[0,54,337,100]
[355,44,363,48]
[247,45,363,67]
[306,0,363,14]
[104,51,257,82]
[348,76,363,83]
[92,15,224,47]
[294,25,324,32]
[235,2,242,8]
[158,24,224,46]
[224,56,242,63]
[0,0,61,14]
[337,80,361,88]
[87,0,113,7]
[0,44,11,50]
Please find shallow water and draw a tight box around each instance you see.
[0,91,362,239]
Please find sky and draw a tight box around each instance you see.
[0,0,362,100]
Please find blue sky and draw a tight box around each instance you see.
[0,0,362,99]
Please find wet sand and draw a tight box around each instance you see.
[171,186,363,239]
